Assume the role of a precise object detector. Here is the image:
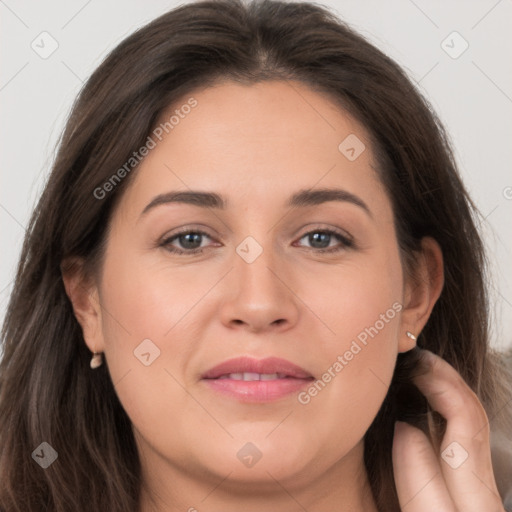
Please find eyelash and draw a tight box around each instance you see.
[160,227,354,255]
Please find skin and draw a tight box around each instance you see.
[62,80,504,511]
[395,350,506,511]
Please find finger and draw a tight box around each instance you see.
[412,349,505,511]
[393,420,456,511]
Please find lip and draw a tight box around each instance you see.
[202,356,313,379]
[201,356,314,403]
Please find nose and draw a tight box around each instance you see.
[219,241,300,334]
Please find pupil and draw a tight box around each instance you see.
[310,232,330,248]
[177,232,332,250]
[180,233,201,249]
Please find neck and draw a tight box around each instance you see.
[138,440,379,512]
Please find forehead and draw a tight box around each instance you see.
[117,80,391,221]
[159,79,367,155]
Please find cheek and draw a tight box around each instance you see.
[96,254,204,457]
[294,252,402,439]
[294,310,399,472]
[95,250,196,397]
[301,248,402,360]
[99,248,206,342]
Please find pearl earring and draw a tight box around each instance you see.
[90,351,103,369]
[406,331,417,341]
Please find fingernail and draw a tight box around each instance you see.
[418,348,437,367]
[394,420,407,434]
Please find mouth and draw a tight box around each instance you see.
[201,356,315,403]
[215,372,304,380]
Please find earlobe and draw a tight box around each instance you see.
[60,257,104,353]
[398,237,444,352]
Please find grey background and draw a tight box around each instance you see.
[1,0,511,351]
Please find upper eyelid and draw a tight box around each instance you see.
[164,225,350,238]
[163,226,352,247]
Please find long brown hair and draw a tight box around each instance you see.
[1,0,510,510]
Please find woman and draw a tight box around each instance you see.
[0,0,510,510]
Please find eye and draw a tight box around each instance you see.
[161,229,214,255]
[294,228,353,253]
[160,227,354,256]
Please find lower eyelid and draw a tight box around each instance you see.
[163,231,213,251]
[162,229,352,253]
[296,231,352,250]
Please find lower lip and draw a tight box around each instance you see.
[202,377,313,403]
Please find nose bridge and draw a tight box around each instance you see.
[219,229,299,331]
[234,232,283,299]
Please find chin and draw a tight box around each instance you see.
[189,432,329,487]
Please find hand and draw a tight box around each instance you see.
[392,349,506,511]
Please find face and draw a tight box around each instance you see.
[75,80,421,494]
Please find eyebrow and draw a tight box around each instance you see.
[140,187,372,218]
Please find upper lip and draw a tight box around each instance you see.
[201,356,313,379]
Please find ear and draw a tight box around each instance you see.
[60,257,105,353]
[399,237,444,352]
